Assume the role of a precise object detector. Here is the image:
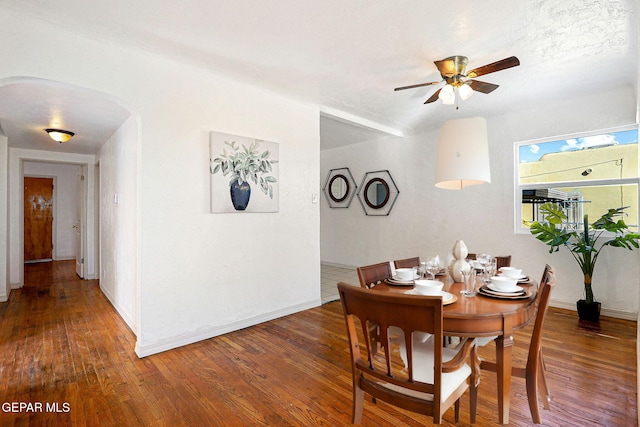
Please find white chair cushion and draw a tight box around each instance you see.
[387,329,470,403]
[411,336,471,402]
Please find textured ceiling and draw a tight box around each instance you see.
[0,0,637,153]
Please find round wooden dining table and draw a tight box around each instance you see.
[371,278,538,425]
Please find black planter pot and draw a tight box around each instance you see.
[230,181,251,211]
[577,299,601,322]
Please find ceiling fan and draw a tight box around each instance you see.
[394,55,520,106]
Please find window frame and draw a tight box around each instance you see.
[513,124,639,234]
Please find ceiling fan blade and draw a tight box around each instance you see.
[394,81,440,91]
[468,80,500,94]
[466,56,520,78]
[424,88,442,104]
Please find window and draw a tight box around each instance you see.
[515,125,639,233]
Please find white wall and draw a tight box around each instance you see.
[321,85,640,319]
[0,134,8,301]
[0,8,320,356]
[97,115,139,332]
[23,161,81,260]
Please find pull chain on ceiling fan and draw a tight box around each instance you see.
[394,55,520,107]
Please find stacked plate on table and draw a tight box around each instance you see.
[497,274,531,283]
[498,267,531,283]
[478,284,531,300]
[386,275,418,286]
[387,268,419,285]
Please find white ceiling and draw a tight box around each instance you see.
[0,0,637,153]
[0,78,131,155]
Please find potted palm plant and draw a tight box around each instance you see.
[210,140,277,211]
[529,202,640,321]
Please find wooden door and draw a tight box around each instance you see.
[24,177,54,262]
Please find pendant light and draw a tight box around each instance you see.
[434,117,491,190]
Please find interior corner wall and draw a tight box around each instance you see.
[0,134,8,302]
[0,9,320,356]
[134,76,321,357]
[321,85,639,319]
[97,114,139,332]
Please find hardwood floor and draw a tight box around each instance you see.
[0,260,636,426]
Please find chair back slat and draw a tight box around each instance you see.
[357,262,392,289]
[528,264,556,370]
[394,257,421,269]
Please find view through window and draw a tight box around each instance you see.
[515,126,639,233]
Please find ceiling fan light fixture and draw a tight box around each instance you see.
[45,128,74,143]
[439,84,455,105]
[394,55,519,106]
[458,83,474,100]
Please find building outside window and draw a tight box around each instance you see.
[515,125,639,233]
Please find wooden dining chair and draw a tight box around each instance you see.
[393,256,420,269]
[338,282,478,424]
[474,264,556,424]
[356,261,393,289]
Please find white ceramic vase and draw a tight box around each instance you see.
[449,239,470,282]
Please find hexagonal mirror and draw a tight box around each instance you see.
[322,167,357,208]
[357,170,399,216]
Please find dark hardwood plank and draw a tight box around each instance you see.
[0,260,636,426]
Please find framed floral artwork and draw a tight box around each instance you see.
[210,131,279,213]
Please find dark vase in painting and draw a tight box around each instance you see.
[230,181,251,211]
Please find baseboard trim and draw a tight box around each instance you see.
[321,261,357,269]
[135,299,321,358]
[99,284,136,334]
[550,300,638,321]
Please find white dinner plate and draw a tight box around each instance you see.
[392,274,418,282]
[479,286,531,300]
[488,283,523,293]
[386,278,415,286]
[406,290,456,305]
[441,291,454,303]
[498,273,528,280]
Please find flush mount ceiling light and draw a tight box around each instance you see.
[45,128,75,143]
[434,116,491,190]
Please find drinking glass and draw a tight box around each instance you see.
[476,253,491,283]
[485,258,497,282]
[425,256,441,280]
[459,268,476,297]
[418,262,427,279]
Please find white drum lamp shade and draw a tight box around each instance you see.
[434,117,491,190]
